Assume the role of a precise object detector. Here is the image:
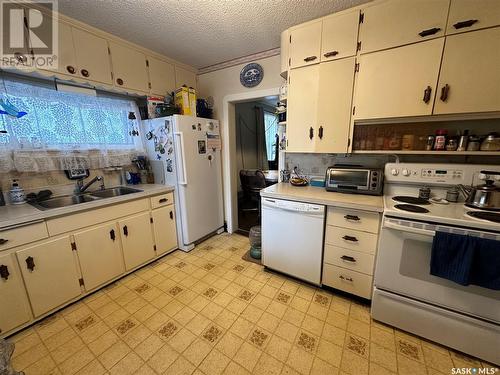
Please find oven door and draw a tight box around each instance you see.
[374,217,500,323]
[327,169,370,191]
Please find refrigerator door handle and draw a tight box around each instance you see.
[174,131,188,185]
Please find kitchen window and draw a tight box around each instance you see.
[0,74,143,173]
[264,111,278,161]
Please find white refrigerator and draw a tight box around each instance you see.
[142,115,224,251]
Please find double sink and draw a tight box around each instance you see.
[30,186,143,211]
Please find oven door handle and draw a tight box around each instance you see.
[384,221,435,237]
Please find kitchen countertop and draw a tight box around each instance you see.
[0,184,174,229]
[260,183,384,212]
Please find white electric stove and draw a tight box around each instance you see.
[372,163,500,365]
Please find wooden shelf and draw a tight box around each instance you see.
[352,150,500,155]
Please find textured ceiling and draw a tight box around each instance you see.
[55,0,370,69]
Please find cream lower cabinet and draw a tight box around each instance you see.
[152,206,178,256]
[0,253,32,335]
[119,212,156,270]
[73,222,124,292]
[433,27,500,115]
[16,236,82,317]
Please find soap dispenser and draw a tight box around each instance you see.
[9,179,26,204]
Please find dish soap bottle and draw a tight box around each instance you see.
[9,179,26,204]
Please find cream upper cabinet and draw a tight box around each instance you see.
[151,206,178,256]
[119,212,155,270]
[72,28,113,85]
[16,236,81,317]
[0,253,32,335]
[175,66,197,89]
[109,42,149,92]
[447,0,500,35]
[321,10,360,62]
[434,28,500,115]
[353,38,444,120]
[55,21,78,76]
[286,64,320,152]
[148,57,176,96]
[289,21,322,69]
[316,58,356,153]
[73,222,124,292]
[280,30,290,78]
[359,0,449,54]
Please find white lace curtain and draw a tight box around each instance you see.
[0,76,144,173]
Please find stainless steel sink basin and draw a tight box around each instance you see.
[89,186,143,198]
[31,194,101,210]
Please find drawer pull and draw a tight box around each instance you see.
[342,235,358,242]
[303,56,317,62]
[0,264,9,280]
[340,255,356,263]
[110,229,116,241]
[26,256,35,271]
[169,210,174,220]
[453,19,478,29]
[0,238,8,245]
[324,51,339,58]
[123,225,128,237]
[339,275,353,282]
[418,27,441,37]
[159,198,168,203]
[344,214,360,221]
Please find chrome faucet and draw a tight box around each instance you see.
[76,175,105,193]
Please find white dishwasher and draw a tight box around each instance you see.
[261,197,325,285]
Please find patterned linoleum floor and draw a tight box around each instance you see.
[9,233,496,375]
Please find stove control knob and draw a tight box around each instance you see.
[402,169,410,176]
[391,168,399,176]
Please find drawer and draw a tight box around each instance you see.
[323,263,373,299]
[324,244,375,275]
[327,207,380,234]
[325,226,378,254]
[0,221,48,251]
[151,192,174,209]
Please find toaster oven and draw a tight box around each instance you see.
[325,166,383,195]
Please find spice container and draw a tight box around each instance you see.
[446,187,459,203]
[480,132,500,151]
[434,129,447,151]
[445,137,458,151]
[402,134,415,150]
[457,130,469,152]
[419,186,431,200]
[467,135,480,151]
[425,135,435,151]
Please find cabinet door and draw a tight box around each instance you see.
[280,30,289,78]
[286,64,319,152]
[72,28,113,84]
[316,58,356,153]
[148,57,176,96]
[175,66,197,89]
[109,42,149,92]
[289,21,322,69]
[0,253,32,335]
[74,222,124,291]
[119,212,155,270]
[447,0,500,35]
[321,10,360,62]
[353,38,444,120]
[151,206,178,256]
[16,236,81,317]
[359,0,449,54]
[434,28,500,115]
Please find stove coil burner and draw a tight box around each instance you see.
[392,196,430,205]
[467,211,500,223]
[394,204,430,213]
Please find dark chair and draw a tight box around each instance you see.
[239,170,267,216]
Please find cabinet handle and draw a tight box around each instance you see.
[453,19,478,29]
[323,51,338,58]
[344,214,360,221]
[110,229,115,241]
[25,256,35,272]
[159,198,168,203]
[440,84,450,102]
[0,265,9,280]
[81,69,89,77]
[123,225,128,237]
[318,126,324,139]
[418,27,441,37]
[422,86,432,104]
[169,211,174,220]
[303,56,317,62]
[342,235,358,242]
[339,275,353,282]
[309,127,314,140]
[340,255,356,263]
[0,238,8,245]
[66,65,76,74]
[116,78,124,86]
